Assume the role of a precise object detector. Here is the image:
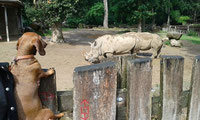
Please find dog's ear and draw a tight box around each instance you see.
[34,36,47,56]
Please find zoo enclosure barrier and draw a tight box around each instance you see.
[163,25,200,35]
[73,55,200,120]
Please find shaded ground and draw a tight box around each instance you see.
[0,29,199,91]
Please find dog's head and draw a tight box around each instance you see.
[16,32,47,56]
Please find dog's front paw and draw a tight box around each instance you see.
[47,68,55,75]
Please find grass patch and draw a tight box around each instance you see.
[62,28,72,31]
[156,31,200,45]
[164,40,171,46]
[187,30,199,36]
[180,35,200,44]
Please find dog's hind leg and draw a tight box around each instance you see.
[34,109,64,120]
[34,109,54,120]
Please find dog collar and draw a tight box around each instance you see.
[13,55,34,63]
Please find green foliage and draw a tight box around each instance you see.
[86,2,104,25]
[177,16,190,25]
[23,0,200,28]
[65,17,84,28]
[23,0,78,26]
[170,10,180,22]
[164,40,171,46]
[23,5,44,26]
[161,0,172,14]
[39,0,78,25]
[109,0,136,24]
[170,11,190,25]
[187,30,199,36]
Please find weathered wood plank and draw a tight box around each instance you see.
[160,56,184,120]
[121,55,136,88]
[116,89,127,120]
[127,58,152,120]
[187,56,200,120]
[57,90,73,112]
[73,62,117,120]
[101,54,136,89]
[101,56,122,89]
[39,69,58,113]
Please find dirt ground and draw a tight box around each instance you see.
[0,29,199,91]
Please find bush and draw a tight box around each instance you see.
[65,17,84,28]
[187,30,199,36]
[171,10,180,23]
[164,40,171,46]
[86,2,104,25]
[178,16,190,25]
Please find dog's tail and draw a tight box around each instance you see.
[49,113,65,120]
[54,113,65,118]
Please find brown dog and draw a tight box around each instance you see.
[11,32,64,120]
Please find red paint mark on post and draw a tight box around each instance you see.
[80,99,89,120]
[39,92,55,101]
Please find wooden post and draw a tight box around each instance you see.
[127,58,152,120]
[101,54,136,89]
[160,56,184,120]
[116,89,127,120]
[39,69,58,113]
[57,90,73,112]
[101,56,122,88]
[73,62,117,120]
[3,6,10,42]
[121,55,136,88]
[187,56,200,120]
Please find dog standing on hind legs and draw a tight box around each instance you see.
[11,32,64,120]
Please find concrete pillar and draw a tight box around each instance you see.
[4,6,10,42]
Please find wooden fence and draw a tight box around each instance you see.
[166,25,200,35]
[73,55,200,120]
[2,55,200,120]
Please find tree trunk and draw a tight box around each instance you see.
[167,7,171,27]
[194,10,197,23]
[152,8,156,27]
[103,0,108,28]
[142,18,145,32]
[138,18,142,32]
[33,0,36,4]
[152,16,156,32]
[167,14,170,26]
[51,22,64,43]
